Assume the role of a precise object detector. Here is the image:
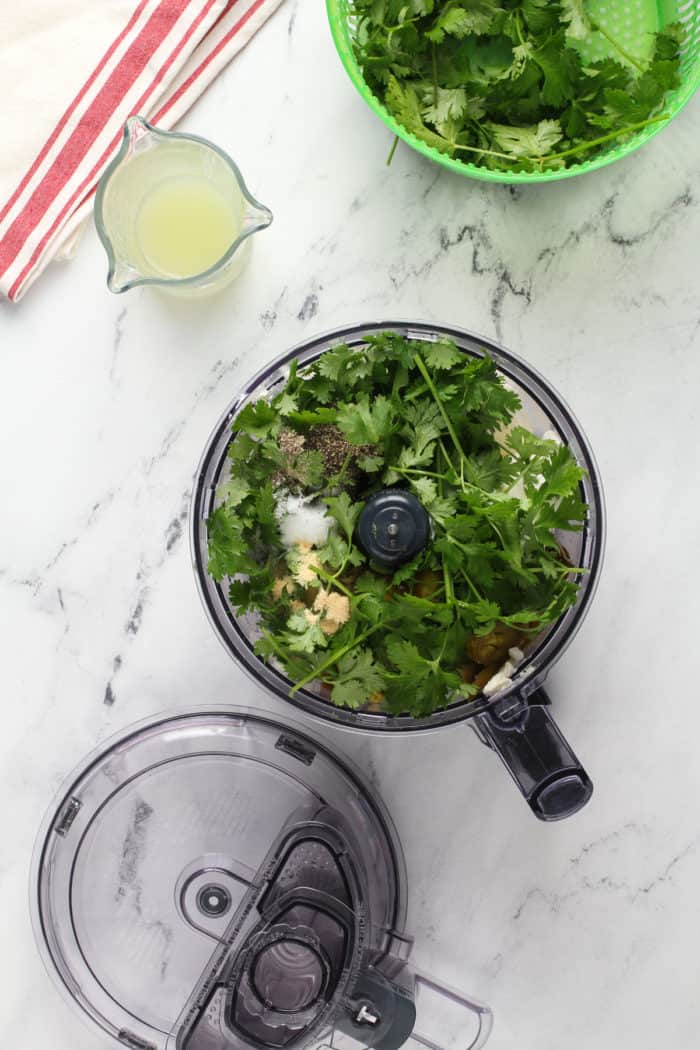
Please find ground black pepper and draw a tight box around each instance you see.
[277,425,373,484]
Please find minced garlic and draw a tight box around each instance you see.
[272,575,295,600]
[288,541,321,586]
[313,588,351,637]
[313,588,350,624]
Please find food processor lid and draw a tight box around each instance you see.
[32,709,410,1050]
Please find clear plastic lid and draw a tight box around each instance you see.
[191,322,605,733]
[31,709,413,1050]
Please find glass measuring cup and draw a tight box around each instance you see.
[95,116,272,297]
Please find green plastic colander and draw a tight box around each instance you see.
[327,0,700,182]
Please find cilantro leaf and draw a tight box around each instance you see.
[287,407,337,426]
[206,506,252,580]
[654,23,685,62]
[285,611,328,653]
[391,555,428,586]
[422,87,485,127]
[429,494,459,522]
[357,452,384,472]
[217,476,251,508]
[337,394,396,445]
[427,1,502,42]
[330,648,385,708]
[411,476,438,505]
[423,338,463,370]
[533,37,580,107]
[316,347,351,380]
[385,638,431,675]
[274,392,298,416]
[384,638,462,715]
[502,41,536,80]
[462,449,517,491]
[325,491,363,541]
[535,444,585,499]
[234,399,279,438]
[488,119,564,158]
[385,76,457,155]
[521,0,558,34]
[317,531,348,570]
[255,481,277,527]
[560,0,592,40]
[279,448,325,489]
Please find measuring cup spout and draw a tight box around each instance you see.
[107,260,141,294]
[243,199,273,235]
[124,114,154,150]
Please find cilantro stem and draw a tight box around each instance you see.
[435,533,486,601]
[311,563,355,599]
[590,19,646,73]
[431,42,439,105]
[438,450,455,606]
[289,624,383,696]
[483,515,509,554]
[386,135,399,166]
[541,114,669,164]
[533,565,587,576]
[441,554,454,604]
[438,436,458,476]
[415,353,468,466]
[514,11,526,47]
[396,466,447,480]
[332,450,354,489]
[383,15,420,32]
[453,143,517,162]
[260,628,289,663]
[458,567,483,601]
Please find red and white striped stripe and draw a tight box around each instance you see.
[0,0,283,302]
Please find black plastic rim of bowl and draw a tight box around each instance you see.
[190,321,606,733]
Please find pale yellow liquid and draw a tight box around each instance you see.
[135,175,241,279]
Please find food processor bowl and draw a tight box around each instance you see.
[191,323,606,821]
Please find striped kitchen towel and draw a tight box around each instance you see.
[0,0,284,303]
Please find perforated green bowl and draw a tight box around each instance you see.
[327,0,700,182]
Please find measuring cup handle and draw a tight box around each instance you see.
[475,688,593,821]
[410,970,493,1050]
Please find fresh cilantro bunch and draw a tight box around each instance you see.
[350,0,683,171]
[207,332,588,717]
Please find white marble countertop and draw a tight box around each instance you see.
[3,3,700,1049]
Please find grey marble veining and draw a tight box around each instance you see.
[2,2,700,1049]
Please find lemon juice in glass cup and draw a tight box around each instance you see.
[95,117,272,297]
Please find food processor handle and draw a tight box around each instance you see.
[475,688,593,821]
[331,968,493,1050]
[410,970,493,1050]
